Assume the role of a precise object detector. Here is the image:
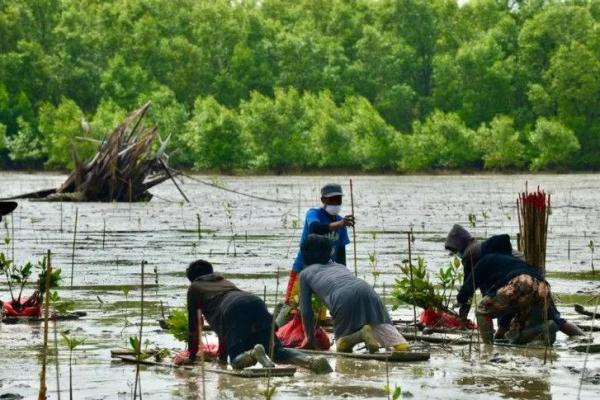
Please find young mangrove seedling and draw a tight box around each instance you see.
[468,213,477,228]
[62,333,85,400]
[259,386,277,400]
[122,287,131,327]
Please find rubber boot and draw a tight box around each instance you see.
[252,344,276,368]
[336,329,364,353]
[361,325,380,354]
[392,342,410,352]
[231,350,257,370]
[559,321,585,337]
[476,313,494,344]
[286,352,333,374]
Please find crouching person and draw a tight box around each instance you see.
[299,234,409,353]
[457,253,558,345]
[185,259,332,374]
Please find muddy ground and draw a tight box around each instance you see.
[0,173,598,399]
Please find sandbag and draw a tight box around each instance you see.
[419,308,476,330]
[2,296,42,317]
[172,343,220,365]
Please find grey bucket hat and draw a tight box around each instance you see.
[320,183,343,198]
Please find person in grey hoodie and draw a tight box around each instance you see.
[444,224,583,338]
[298,234,409,353]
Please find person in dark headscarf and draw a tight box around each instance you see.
[445,224,583,340]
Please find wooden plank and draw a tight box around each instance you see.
[403,332,473,346]
[113,355,296,378]
[2,312,86,324]
[569,344,600,353]
[299,349,430,362]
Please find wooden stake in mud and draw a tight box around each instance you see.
[133,260,146,400]
[199,310,206,400]
[265,266,281,400]
[350,179,358,277]
[102,217,106,249]
[38,250,52,400]
[196,213,202,240]
[70,208,78,289]
[407,228,418,339]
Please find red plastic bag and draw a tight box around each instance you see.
[419,308,476,330]
[3,297,42,317]
[276,312,331,350]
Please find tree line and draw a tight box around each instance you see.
[0,0,598,172]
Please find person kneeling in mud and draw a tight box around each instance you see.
[298,234,409,353]
[445,224,584,338]
[456,253,558,345]
[184,259,332,373]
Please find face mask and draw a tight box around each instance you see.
[325,205,341,216]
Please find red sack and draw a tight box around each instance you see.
[3,297,42,317]
[172,343,220,365]
[276,311,331,350]
[419,308,476,330]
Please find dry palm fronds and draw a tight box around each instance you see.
[7,102,173,202]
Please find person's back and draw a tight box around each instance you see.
[298,235,406,353]
[299,262,359,312]
[458,253,544,305]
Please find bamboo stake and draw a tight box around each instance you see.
[407,228,418,339]
[54,316,61,400]
[10,213,14,262]
[133,260,146,400]
[266,266,281,400]
[196,213,202,240]
[38,250,52,400]
[70,208,78,290]
[102,218,106,249]
[199,310,206,400]
[577,294,599,399]
[350,179,357,277]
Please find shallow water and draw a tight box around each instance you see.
[0,172,599,399]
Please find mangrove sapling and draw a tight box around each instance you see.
[122,287,131,328]
[0,252,16,304]
[383,358,401,400]
[392,257,459,315]
[468,213,477,228]
[481,210,489,237]
[588,240,595,275]
[61,333,85,400]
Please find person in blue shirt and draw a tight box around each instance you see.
[281,183,354,314]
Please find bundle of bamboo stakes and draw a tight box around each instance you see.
[517,186,551,273]
[7,102,173,202]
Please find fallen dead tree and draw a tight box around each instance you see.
[6,102,174,202]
